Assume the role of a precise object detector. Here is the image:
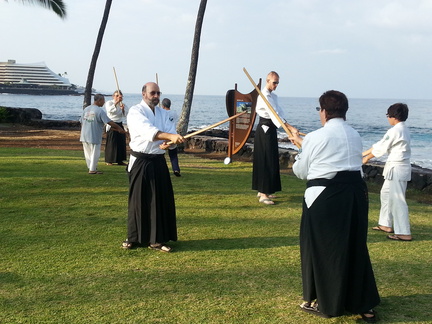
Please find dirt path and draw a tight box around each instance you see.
[0,124,82,150]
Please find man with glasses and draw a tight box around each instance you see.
[252,71,298,205]
[122,82,185,252]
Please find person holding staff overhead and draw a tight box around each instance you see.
[252,71,298,205]
[122,82,184,252]
[104,90,128,166]
[362,103,412,241]
[289,90,380,322]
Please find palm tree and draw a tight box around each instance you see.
[82,0,112,108]
[8,0,67,18]
[177,0,207,135]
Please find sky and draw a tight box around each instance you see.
[1,0,431,99]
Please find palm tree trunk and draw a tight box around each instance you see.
[177,0,207,135]
[83,0,112,108]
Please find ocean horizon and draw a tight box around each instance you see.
[1,93,431,170]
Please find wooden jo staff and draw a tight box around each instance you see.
[243,67,302,148]
[113,67,125,115]
[166,111,247,145]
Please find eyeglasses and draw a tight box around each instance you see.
[272,81,279,85]
[386,114,392,118]
[149,91,161,96]
[316,107,324,111]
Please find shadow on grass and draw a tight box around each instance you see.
[376,294,432,322]
[173,235,299,252]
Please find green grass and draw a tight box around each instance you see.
[0,148,431,323]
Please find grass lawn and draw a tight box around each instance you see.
[0,148,431,323]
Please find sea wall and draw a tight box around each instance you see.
[3,107,431,192]
[186,134,432,192]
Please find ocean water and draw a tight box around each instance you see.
[1,93,431,169]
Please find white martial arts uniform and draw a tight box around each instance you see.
[372,122,411,235]
[293,118,363,208]
[127,100,176,170]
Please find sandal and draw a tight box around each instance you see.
[299,301,331,318]
[88,171,103,174]
[122,240,139,249]
[259,197,275,205]
[387,234,412,241]
[372,225,394,233]
[149,244,172,252]
[361,309,378,323]
[257,193,277,198]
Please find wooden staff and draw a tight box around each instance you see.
[113,67,120,92]
[155,73,159,85]
[113,67,125,115]
[166,111,247,145]
[243,67,301,148]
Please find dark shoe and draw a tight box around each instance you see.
[148,243,172,252]
[361,309,378,323]
[299,301,331,318]
[173,171,181,177]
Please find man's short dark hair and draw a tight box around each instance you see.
[387,103,409,121]
[162,98,171,108]
[94,93,104,102]
[319,90,349,121]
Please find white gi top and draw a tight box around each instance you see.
[371,121,411,181]
[293,118,363,207]
[104,100,128,123]
[127,100,176,170]
[255,87,287,128]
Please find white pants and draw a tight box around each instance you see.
[82,142,101,172]
[378,177,411,235]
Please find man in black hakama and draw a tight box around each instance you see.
[123,82,184,252]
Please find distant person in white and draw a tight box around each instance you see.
[104,90,129,166]
[363,103,412,241]
[161,97,181,177]
[80,94,125,174]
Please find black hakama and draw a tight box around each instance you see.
[300,171,380,316]
[105,122,127,163]
[252,117,281,194]
[127,152,177,245]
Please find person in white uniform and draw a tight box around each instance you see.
[104,90,128,165]
[252,71,298,205]
[122,82,184,252]
[289,90,380,323]
[363,103,412,241]
[80,94,126,174]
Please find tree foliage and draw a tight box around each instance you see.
[9,0,67,18]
